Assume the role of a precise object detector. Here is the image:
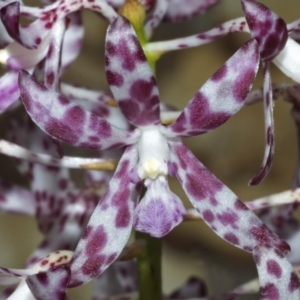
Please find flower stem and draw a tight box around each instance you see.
[136,231,162,300]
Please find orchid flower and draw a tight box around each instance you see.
[17,15,300,299]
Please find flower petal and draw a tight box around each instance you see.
[253,245,300,299]
[0,71,19,114]
[105,16,161,128]
[26,265,70,300]
[241,0,288,61]
[169,141,289,253]
[249,63,274,185]
[165,39,259,137]
[19,71,139,150]
[134,177,185,237]
[68,145,141,287]
[164,0,220,22]
[273,37,300,83]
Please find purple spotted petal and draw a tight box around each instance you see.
[241,0,288,61]
[0,2,51,49]
[253,245,300,299]
[68,92,130,130]
[0,71,19,113]
[169,141,290,253]
[105,16,161,128]
[250,63,274,185]
[61,84,130,129]
[165,39,259,137]
[92,260,138,299]
[69,145,141,287]
[0,180,35,215]
[168,277,207,298]
[133,177,185,237]
[26,265,70,300]
[61,12,84,70]
[164,0,220,22]
[19,71,139,150]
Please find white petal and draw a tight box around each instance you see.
[273,37,300,83]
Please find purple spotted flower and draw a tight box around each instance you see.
[18,15,299,296]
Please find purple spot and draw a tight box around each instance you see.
[261,283,279,300]
[288,272,300,292]
[233,68,255,102]
[89,115,112,138]
[65,106,86,128]
[81,254,106,276]
[46,72,55,87]
[188,92,230,132]
[211,64,227,82]
[106,70,124,87]
[234,200,248,211]
[46,120,79,145]
[35,272,49,286]
[266,259,282,278]
[58,95,69,105]
[85,226,107,255]
[224,233,239,245]
[116,204,131,228]
[217,211,239,227]
[202,210,215,223]
[129,79,154,102]
[35,37,41,45]
[115,160,129,179]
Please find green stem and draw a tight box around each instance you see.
[136,231,162,300]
